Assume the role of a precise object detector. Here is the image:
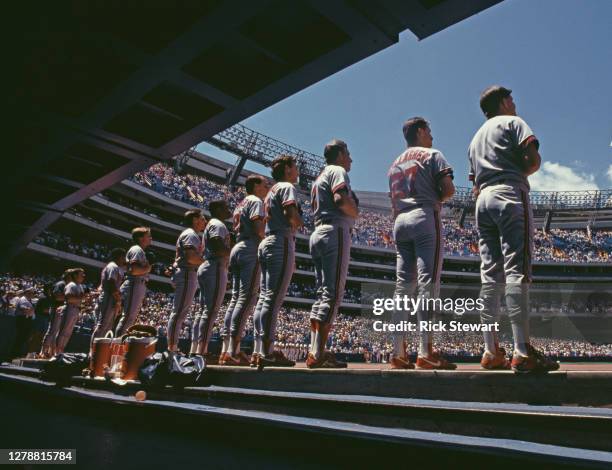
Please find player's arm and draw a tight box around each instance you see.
[520,140,541,176]
[252,218,265,240]
[103,278,119,296]
[208,237,231,257]
[111,284,121,301]
[65,290,84,302]
[129,263,150,276]
[467,152,479,198]
[438,175,455,202]
[388,166,403,219]
[20,301,34,317]
[388,192,398,219]
[129,260,151,276]
[283,205,303,231]
[334,188,359,218]
[183,246,204,267]
[53,289,65,304]
[104,276,121,302]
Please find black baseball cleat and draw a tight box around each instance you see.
[511,344,560,374]
[306,351,347,369]
[257,351,296,368]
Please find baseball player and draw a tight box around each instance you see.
[469,85,558,373]
[40,269,72,358]
[252,156,302,368]
[166,209,207,352]
[55,268,86,354]
[191,200,232,357]
[10,288,35,359]
[307,140,358,369]
[89,248,126,354]
[114,227,152,336]
[220,175,269,366]
[26,283,55,358]
[387,117,456,370]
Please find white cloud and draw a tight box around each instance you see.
[607,164,612,184]
[529,162,599,191]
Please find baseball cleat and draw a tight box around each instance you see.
[203,352,221,365]
[219,353,240,366]
[481,347,511,370]
[250,353,261,368]
[389,355,415,369]
[306,352,347,369]
[416,352,457,370]
[511,344,560,374]
[235,351,251,366]
[258,351,296,368]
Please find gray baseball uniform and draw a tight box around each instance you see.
[167,228,203,350]
[309,165,355,325]
[115,245,148,336]
[14,296,34,317]
[192,219,230,354]
[222,195,264,343]
[253,183,299,349]
[468,115,538,354]
[90,261,124,349]
[41,280,65,355]
[388,147,453,355]
[55,282,84,352]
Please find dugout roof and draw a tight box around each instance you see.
[5,0,502,265]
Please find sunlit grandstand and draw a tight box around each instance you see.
[0,123,608,362]
[1,126,608,359]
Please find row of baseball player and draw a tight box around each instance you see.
[78,141,358,368]
[53,84,558,373]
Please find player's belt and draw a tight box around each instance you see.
[480,178,507,188]
[266,228,292,236]
[177,265,198,271]
[479,178,525,190]
[398,203,424,213]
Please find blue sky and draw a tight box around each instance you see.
[198,0,611,193]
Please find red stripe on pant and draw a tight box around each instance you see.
[433,211,441,283]
[520,191,531,282]
[264,237,288,337]
[124,281,134,327]
[327,227,344,325]
[236,260,260,336]
[169,269,189,347]
[203,262,222,346]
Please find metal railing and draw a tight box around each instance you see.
[449,187,612,210]
[204,124,611,209]
[205,123,324,180]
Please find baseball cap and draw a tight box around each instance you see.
[479,85,512,117]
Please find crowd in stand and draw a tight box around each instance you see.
[98,192,181,225]
[3,274,612,361]
[130,164,612,261]
[132,164,245,210]
[29,163,612,265]
[34,232,113,262]
[31,229,612,308]
[533,228,612,263]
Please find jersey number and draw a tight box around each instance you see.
[403,163,418,195]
